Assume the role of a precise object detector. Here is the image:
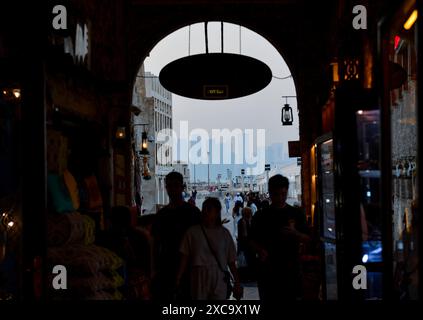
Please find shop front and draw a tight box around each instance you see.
[0,78,22,300]
[313,86,383,300]
[379,0,421,299]
[314,0,421,301]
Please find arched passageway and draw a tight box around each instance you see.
[133,21,299,212]
[0,0,421,304]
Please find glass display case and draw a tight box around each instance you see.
[320,139,336,240]
[315,136,338,300]
[355,109,383,299]
[321,85,384,300]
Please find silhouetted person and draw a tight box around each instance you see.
[191,188,197,200]
[176,197,243,300]
[247,196,258,215]
[234,193,243,204]
[237,207,255,281]
[250,174,308,301]
[151,171,201,300]
[224,193,231,213]
[188,196,196,207]
[260,199,270,210]
[232,200,243,239]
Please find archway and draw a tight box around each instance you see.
[132,22,300,217]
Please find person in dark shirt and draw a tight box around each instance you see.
[250,174,308,301]
[237,207,256,282]
[191,188,197,200]
[151,171,201,300]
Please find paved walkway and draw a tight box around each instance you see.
[231,282,260,300]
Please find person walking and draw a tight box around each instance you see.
[191,188,197,200]
[237,207,255,282]
[176,197,243,300]
[247,195,258,216]
[232,200,243,240]
[234,192,243,204]
[224,192,231,213]
[151,171,201,300]
[250,174,309,301]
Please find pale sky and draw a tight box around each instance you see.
[144,22,299,153]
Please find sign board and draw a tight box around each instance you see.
[159,53,272,100]
[265,164,271,171]
[288,141,301,158]
[203,85,229,99]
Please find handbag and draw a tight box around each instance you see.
[200,225,233,299]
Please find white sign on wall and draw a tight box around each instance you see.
[63,23,90,66]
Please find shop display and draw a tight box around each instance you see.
[383,4,419,299]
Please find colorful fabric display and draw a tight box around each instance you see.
[47,173,74,213]
[63,170,80,210]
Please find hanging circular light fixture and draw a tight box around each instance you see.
[159,22,272,100]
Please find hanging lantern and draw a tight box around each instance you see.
[115,127,126,139]
[1,87,21,102]
[12,89,21,99]
[139,131,149,155]
[159,22,272,100]
[281,103,293,126]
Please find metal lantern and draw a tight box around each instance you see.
[140,131,149,155]
[115,126,126,139]
[282,103,293,126]
[1,87,21,102]
[139,130,151,180]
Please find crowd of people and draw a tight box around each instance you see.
[100,171,311,301]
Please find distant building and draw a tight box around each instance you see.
[132,66,173,213]
[265,143,286,165]
[173,160,190,182]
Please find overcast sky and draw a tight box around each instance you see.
[144,22,299,151]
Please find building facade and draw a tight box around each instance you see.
[132,67,173,214]
[256,161,302,204]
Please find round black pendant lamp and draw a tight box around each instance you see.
[159,22,273,100]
